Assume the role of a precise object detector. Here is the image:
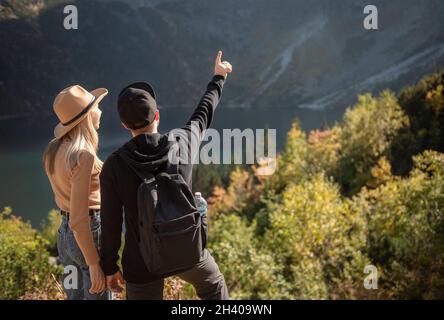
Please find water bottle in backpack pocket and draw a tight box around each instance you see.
[195,192,208,216]
[194,192,208,249]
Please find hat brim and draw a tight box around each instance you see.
[54,88,108,139]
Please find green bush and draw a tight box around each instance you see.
[263,174,369,299]
[40,209,61,256]
[390,71,444,175]
[0,207,60,299]
[356,151,444,299]
[336,91,409,194]
[209,214,291,299]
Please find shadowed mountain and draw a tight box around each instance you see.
[0,0,443,145]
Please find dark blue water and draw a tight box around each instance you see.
[0,138,125,228]
[0,106,342,227]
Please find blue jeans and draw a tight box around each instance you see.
[57,212,111,300]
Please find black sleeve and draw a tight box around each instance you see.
[171,75,225,186]
[182,74,225,134]
[99,156,123,276]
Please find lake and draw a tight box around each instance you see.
[0,106,343,228]
[0,140,123,228]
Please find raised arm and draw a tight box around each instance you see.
[183,51,233,134]
[168,51,232,185]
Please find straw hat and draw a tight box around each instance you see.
[53,85,108,139]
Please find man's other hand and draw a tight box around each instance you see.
[106,270,125,293]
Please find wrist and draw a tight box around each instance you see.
[213,74,226,81]
[102,263,120,276]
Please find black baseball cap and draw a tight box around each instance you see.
[118,82,158,130]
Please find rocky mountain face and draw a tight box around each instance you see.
[0,0,443,141]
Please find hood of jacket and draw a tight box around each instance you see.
[117,133,175,177]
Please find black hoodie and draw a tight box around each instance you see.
[99,75,225,283]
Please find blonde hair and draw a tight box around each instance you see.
[43,113,100,175]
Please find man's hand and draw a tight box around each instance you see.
[106,270,125,293]
[214,51,233,79]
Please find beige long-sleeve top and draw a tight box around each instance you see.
[46,141,102,266]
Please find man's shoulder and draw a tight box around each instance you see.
[104,149,121,164]
[100,149,123,177]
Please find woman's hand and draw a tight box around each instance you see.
[89,263,106,294]
[214,51,233,79]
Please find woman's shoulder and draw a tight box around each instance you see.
[78,150,95,164]
[71,150,100,176]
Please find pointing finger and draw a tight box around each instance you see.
[216,51,222,65]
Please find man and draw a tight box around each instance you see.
[99,51,233,300]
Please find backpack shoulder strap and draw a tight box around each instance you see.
[165,159,180,175]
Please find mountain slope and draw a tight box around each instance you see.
[0,0,443,133]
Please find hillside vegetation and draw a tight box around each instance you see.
[0,70,443,299]
[204,70,444,299]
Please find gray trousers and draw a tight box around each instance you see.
[126,249,229,300]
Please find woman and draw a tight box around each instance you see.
[43,84,110,300]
